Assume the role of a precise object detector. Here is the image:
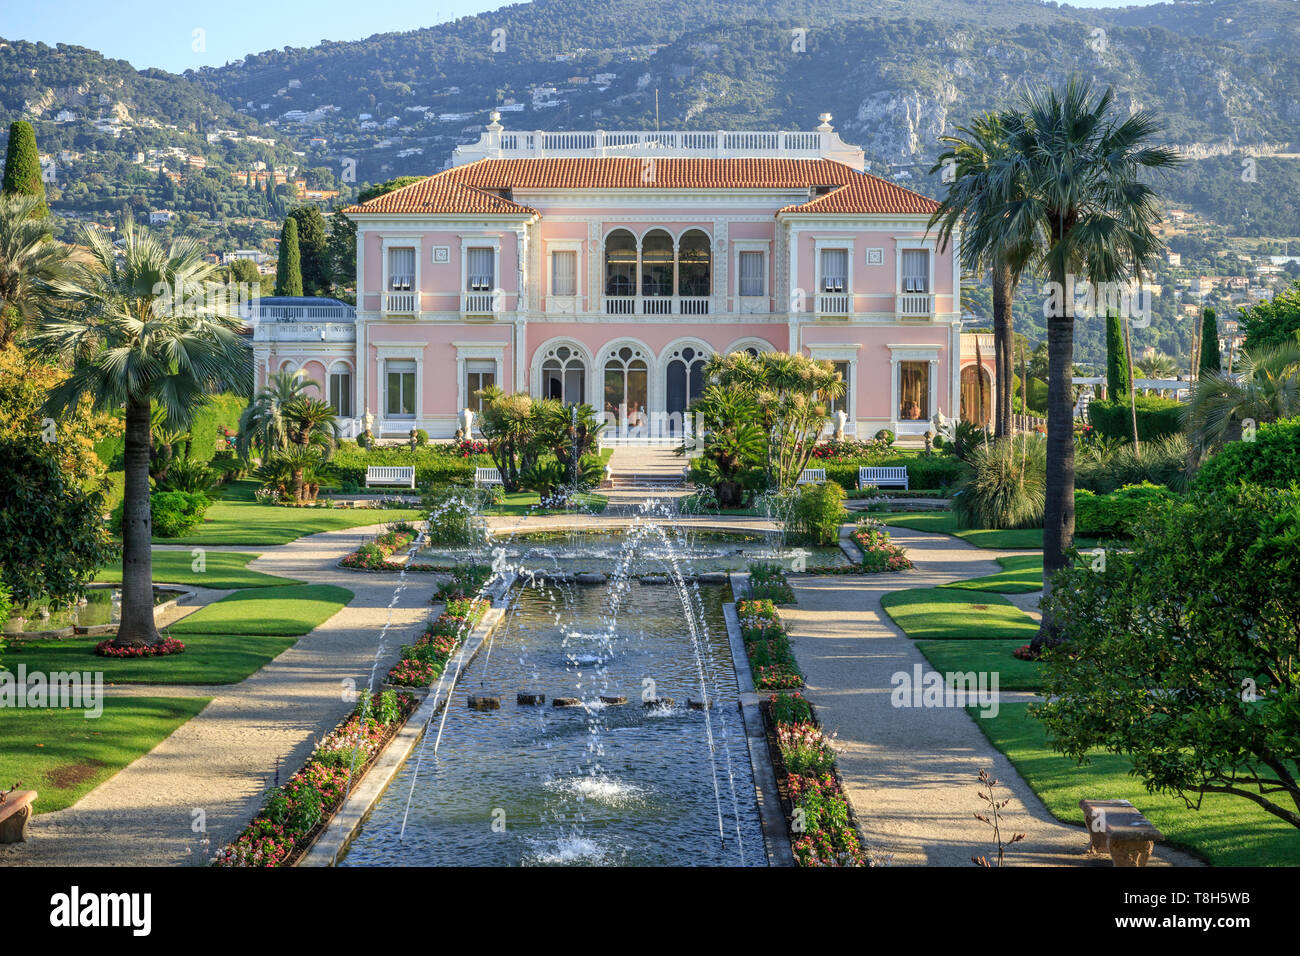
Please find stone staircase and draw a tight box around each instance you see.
[604,445,688,491]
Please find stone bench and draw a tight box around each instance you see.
[1079,798,1164,866]
[0,789,37,844]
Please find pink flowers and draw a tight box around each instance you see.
[95,637,186,658]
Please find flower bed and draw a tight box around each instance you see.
[850,518,913,572]
[212,690,415,867]
[433,564,492,602]
[747,562,796,605]
[736,598,802,690]
[384,598,487,688]
[339,522,419,570]
[95,636,186,657]
[764,692,867,867]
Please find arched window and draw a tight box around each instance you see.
[641,230,674,299]
[604,230,636,297]
[541,345,586,405]
[665,344,709,426]
[603,345,649,428]
[328,362,353,418]
[678,230,711,298]
[960,365,992,425]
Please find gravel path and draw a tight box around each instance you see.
[782,524,1201,867]
[1,523,434,867]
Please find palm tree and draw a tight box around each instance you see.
[988,77,1180,646]
[36,217,251,647]
[1135,352,1178,395]
[236,369,313,458]
[1183,338,1300,459]
[0,193,74,346]
[931,111,1041,439]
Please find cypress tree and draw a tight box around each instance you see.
[1200,307,1222,374]
[275,218,303,297]
[288,205,330,295]
[2,121,48,217]
[1105,309,1130,400]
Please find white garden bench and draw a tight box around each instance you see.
[365,466,415,489]
[859,466,909,490]
[474,466,504,488]
[796,468,827,486]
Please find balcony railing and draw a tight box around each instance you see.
[602,295,712,315]
[816,293,851,316]
[384,292,418,314]
[898,293,933,317]
[253,321,356,343]
[462,292,498,315]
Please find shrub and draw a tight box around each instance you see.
[850,517,913,572]
[119,490,210,538]
[1191,416,1300,494]
[1087,396,1183,442]
[952,436,1046,530]
[786,481,846,546]
[823,455,968,492]
[414,428,429,445]
[1073,482,1178,538]
[155,455,216,494]
[1075,432,1191,493]
[422,486,490,545]
[331,444,481,488]
[874,429,895,445]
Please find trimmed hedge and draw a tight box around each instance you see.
[824,455,968,491]
[1087,396,1184,442]
[331,444,484,487]
[1074,482,1178,538]
[188,393,247,464]
[1192,417,1300,493]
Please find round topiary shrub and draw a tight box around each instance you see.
[874,429,896,445]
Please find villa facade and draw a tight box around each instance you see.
[252,113,995,440]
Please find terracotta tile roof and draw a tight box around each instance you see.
[344,157,937,216]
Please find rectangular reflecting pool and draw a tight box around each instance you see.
[340,581,765,866]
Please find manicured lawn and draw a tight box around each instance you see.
[0,697,210,813]
[6,632,299,685]
[942,554,1044,594]
[882,511,1099,550]
[881,587,1039,640]
[485,492,608,516]
[167,584,351,636]
[95,550,298,589]
[154,501,424,545]
[915,639,1043,691]
[973,703,1300,866]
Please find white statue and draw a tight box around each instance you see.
[834,408,848,440]
[362,408,375,433]
[459,407,475,437]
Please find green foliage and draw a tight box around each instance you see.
[1072,481,1178,538]
[1240,280,1300,352]
[1035,484,1300,830]
[1200,307,1222,374]
[1191,416,1300,493]
[2,121,46,217]
[155,455,216,494]
[332,443,480,487]
[1087,395,1183,442]
[1183,339,1300,456]
[952,435,1046,530]
[1105,311,1130,399]
[684,384,766,508]
[421,485,489,546]
[785,481,847,547]
[287,205,330,295]
[1075,432,1190,493]
[275,217,302,296]
[186,392,246,465]
[0,437,115,606]
[748,562,795,604]
[148,490,211,538]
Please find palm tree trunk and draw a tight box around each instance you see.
[1034,265,1076,651]
[115,396,161,647]
[992,262,1015,438]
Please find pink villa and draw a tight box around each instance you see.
[252,113,996,442]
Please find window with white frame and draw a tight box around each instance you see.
[819,249,848,293]
[551,250,577,297]
[464,360,496,412]
[385,359,416,418]
[387,247,415,291]
[827,361,851,416]
[901,249,930,293]
[328,364,353,418]
[738,251,765,297]
[466,247,495,292]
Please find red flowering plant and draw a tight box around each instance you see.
[850,518,913,572]
[95,636,185,658]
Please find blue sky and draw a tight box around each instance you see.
[5,0,1164,74]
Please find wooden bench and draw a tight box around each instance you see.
[0,789,36,844]
[365,466,415,490]
[796,468,827,486]
[474,466,504,488]
[1079,799,1164,867]
[859,465,909,490]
